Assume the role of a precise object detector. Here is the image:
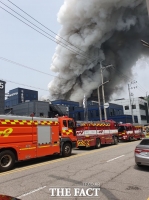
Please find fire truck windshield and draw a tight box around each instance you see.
[118,126,126,132]
[68,120,75,128]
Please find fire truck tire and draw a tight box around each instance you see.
[0,150,15,172]
[113,136,118,145]
[95,139,101,149]
[62,143,72,157]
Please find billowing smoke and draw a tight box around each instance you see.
[48,0,149,102]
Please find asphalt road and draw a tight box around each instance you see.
[0,141,149,200]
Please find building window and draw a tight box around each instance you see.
[125,106,129,110]
[141,115,147,120]
[132,105,136,109]
[139,104,145,110]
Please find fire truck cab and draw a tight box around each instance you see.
[76,120,118,148]
[0,115,77,172]
[118,123,143,141]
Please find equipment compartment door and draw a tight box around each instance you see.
[37,125,52,157]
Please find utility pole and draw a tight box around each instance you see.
[97,80,110,121]
[83,94,88,121]
[97,87,102,121]
[128,83,134,124]
[128,83,135,124]
[100,61,113,120]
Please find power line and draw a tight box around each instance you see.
[0,1,98,64]
[1,2,148,97]
[0,78,49,92]
[3,0,147,92]
[0,57,146,97]
[0,4,85,58]
[1,1,89,59]
[113,68,148,95]
[0,57,61,78]
[123,71,147,93]
[1,56,147,99]
[7,0,92,58]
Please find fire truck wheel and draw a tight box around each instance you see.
[0,150,15,172]
[62,143,72,157]
[113,136,118,145]
[95,139,101,149]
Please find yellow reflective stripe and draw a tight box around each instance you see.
[11,122,16,125]
[1,122,7,124]
[20,147,36,150]
[38,145,50,148]
[5,120,11,122]
[0,119,58,126]
[19,122,24,125]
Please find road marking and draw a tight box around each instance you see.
[107,155,125,162]
[0,141,138,177]
[17,186,46,198]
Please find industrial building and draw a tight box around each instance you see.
[0,80,6,114]
[67,101,138,123]
[5,100,66,118]
[51,100,138,123]
[4,96,138,124]
[5,88,38,108]
[111,97,149,125]
[3,86,142,124]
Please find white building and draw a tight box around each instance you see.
[111,97,149,125]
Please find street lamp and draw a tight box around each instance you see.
[97,80,110,121]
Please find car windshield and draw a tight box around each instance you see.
[140,139,149,145]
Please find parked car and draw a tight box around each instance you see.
[135,138,149,166]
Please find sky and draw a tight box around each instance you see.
[0,0,149,102]
[0,0,63,100]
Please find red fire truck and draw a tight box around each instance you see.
[0,115,77,172]
[118,123,143,141]
[76,120,118,148]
